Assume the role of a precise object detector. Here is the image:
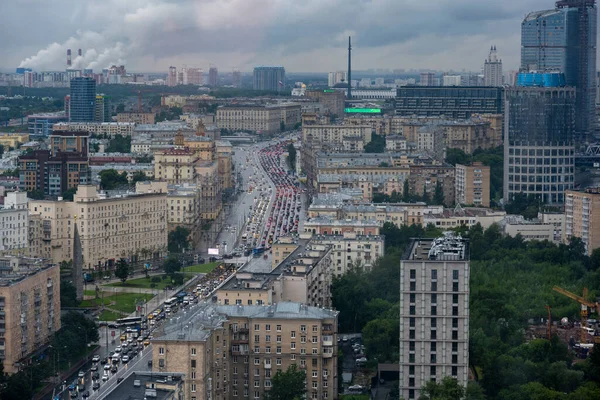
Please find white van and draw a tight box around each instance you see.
[583,326,595,335]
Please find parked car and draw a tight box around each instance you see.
[349,384,364,391]
[92,355,100,363]
[77,370,85,378]
[92,382,100,390]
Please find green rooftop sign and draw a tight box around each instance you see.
[344,108,382,113]
[323,89,336,93]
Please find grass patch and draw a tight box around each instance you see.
[340,395,369,400]
[79,292,154,313]
[104,276,171,290]
[98,309,123,321]
[183,262,221,274]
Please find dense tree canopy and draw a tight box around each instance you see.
[99,168,129,190]
[266,364,306,400]
[106,134,131,153]
[364,132,386,153]
[114,258,130,283]
[168,226,190,253]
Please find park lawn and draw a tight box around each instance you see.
[79,292,154,313]
[104,276,171,290]
[183,262,221,274]
[98,309,124,321]
[110,292,155,313]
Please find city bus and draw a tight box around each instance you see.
[116,316,142,328]
[164,297,179,313]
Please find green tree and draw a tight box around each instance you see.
[434,180,445,205]
[106,134,131,153]
[116,103,125,113]
[168,226,190,253]
[419,376,465,400]
[591,248,600,271]
[445,148,472,166]
[164,256,182,276]
[402,179,410,202]
[364,132,386,153]
[286,143,297,171]
[99,168,129,190]
[60,280,78,307]
[131,171,151,184]
[114,258,130,283]
[280,120,285,132]
[0,144,4,157]
[266,364,306,400]
[62,186,78,201]
[27,189,44,200]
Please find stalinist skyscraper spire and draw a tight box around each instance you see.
[484,45,503,86]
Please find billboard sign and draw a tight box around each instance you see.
[344,108,382,113]
[208,248,220,255]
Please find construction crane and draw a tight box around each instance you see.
[545,305,552,340]
[552,286,600,343]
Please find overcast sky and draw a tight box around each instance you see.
[1,0,568,73]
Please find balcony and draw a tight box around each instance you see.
[264,362,271,369]
[231,348,250,356]
[323,347,333,358]
[322,336,333,346]
[232,337,249,345]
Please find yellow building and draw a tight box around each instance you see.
[216,140,233,189]
[0,133,29,149]
[0,258,60,374]
[115,112,155,124]
[28,184,168,270]
[216,103,301,134]
[154,148,200,185]
[151,302,338,400]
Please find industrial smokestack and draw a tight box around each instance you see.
[67,49,72,67]
[78,49,82,57]
[347,36,352,100]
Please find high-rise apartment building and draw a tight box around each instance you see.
[69,77,96,122]
[253,67,285,91]
[564,188,600,254]
[420,72,436,86]
[328,71,347,87]
[208,67,218,87]
[232,69,242,88]
[455,162,491,207]
[19,131,90,196]
[0,258,60,374]
[503,72,575,204]
[521,2,597,140]
[305,90,346,117]
[399,233,470,400]
[94,94,111,122]
[185,67,203,85]
[483,45,503,86]
[167,66,177,87]
[151,302,338,400]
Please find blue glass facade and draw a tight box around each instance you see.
[517,72,566,87]
[521,5,597,139]
[69,77,96,122]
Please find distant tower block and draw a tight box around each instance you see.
[78,49,82,57]
[67,49,72,67]
[347,36,352,100]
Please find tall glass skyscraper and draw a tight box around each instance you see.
[504,72,576,204]
[521,1,597,142]
[69,77,96,122]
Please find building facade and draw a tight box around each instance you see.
[151,302,338,400]
[0,259,60,374]
[305,90,346,117]
[455,162,491,207]
[395,87,504,119]
[0,192,28,254]
[53,122,136,137]
[216,104,301,134]
[253,67,285,91]
[399,234,470,400]
[521,4,597,140]
[115,112,156,124]
[483,46,503,86]
[503,74,576,204]
[27,112,68,137]
[69,77,96,122]
[28,184,168,270]
[564,188,600,254]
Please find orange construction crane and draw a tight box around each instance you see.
[545,305,552,340]
[552,286,600,343]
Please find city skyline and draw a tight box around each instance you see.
[1,0,585,73]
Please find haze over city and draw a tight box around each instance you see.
[0,0,569,72]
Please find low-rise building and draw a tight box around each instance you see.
[423,206,506,230]
[28,184,168,270]
[385,135,409,152]
[302,124,372,151]
[500,215,555,242]
[0,192,28,254]
[151,301,338,400]
[0,133,29,149]
[90,163,154,183]
[134,122,194,139]
[27,112,67,137]
[303,216,380,236]
[0,258,60,374]
[538,211,565,244]
[116,112,155,124]
[216,103,301,134]
[455,162,491,207]
[564,188,600,254]
[131,135,174,154]
[305,89,346,116]
[53,122,136,137]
